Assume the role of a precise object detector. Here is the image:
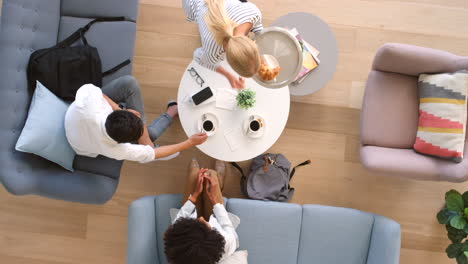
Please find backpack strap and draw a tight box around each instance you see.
[230,162,246,180]
[289,160,311,181]
[57,16,127,48]
[102,59,131,77]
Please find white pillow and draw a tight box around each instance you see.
[218,250,248,264]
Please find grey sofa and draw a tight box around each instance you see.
[0,0,139,204]
[126,194,401,264]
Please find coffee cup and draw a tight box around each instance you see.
[202,119,215,133]
[248,116,264,135]
[199,113,218,136]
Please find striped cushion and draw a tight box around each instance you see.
[414,71,468,162]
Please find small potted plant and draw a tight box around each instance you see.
[437,190,468,264]
[236,88,256,110]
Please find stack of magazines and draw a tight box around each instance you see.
[289,28,321,86]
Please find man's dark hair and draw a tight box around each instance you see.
[164,217,226,264]
[105,110,144,143]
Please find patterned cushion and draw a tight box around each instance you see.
[414,71,468,162]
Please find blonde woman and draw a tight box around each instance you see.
[183,0,263,89]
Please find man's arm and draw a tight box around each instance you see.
[153,133,207,159]
[103,94,120,111]
[138,126,155,148]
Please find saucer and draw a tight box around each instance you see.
[198,113,219,137]
[243,115,265,138]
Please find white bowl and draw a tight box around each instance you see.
[253,27,303,89]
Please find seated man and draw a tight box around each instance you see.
[65,75,207,163]
[164,159,241,264]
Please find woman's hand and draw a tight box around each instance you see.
[228,75,245,90]
[204,174,220,205]
[190,168,208,202]
[216,65,245,90]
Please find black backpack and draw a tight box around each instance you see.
[231,154,311,202]
[27,17,131,101]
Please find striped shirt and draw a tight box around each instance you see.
[183,0,263,71]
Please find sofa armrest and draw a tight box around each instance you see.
[126,196,160,264]
[366,215,401,264]
[372,43,466,76]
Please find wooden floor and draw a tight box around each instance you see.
[1,0,468,263]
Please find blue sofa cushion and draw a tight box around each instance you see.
[297,205,374,264]
[226,198,303,264]
[15,81,75,171]
[60,0,139,21]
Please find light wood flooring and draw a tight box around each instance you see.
[1,0,468,263]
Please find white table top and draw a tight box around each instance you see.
[177,60,290,162]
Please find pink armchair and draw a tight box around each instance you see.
[360,43,468,182]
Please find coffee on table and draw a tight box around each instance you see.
[203,120,214,132]
[250,120,260,132]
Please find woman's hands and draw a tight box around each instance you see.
[216,65,245,90]
[189,169,220,205]
[190,168,208,203]
[204,174,219,205]
[228,75,245,90]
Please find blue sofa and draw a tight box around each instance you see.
[0,0,139,204]
[126,194,401,264]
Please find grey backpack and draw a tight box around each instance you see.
[231,154,310,202]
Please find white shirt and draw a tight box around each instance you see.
[174,200,239,262]
[64,84,155,163]
[183,0,263,71]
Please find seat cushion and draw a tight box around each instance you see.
[414,71,468,162]
[297,205,374,264]
[61,0,139,21]
[0,0,62,190]
[57,16,136,86]
[15,81,75,171]
[226,199,303,264]
[361,70,419,148]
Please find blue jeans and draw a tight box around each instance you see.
[102,75,173,142]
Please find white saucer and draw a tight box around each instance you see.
[243,115,265,138]
[198,113,219,137]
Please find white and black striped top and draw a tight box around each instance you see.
[183,0,263,71]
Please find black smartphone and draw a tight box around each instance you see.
[192,87,213,105]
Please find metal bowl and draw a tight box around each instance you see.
[253,27,303,89]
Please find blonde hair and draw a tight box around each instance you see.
[204,0,260,77]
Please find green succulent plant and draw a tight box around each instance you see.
[437,190,468,264]
[236,89,256,110]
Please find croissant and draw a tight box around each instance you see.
[258,61,280,81]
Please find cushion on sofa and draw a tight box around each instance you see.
[414,71,468,162]
[361,71,419,148]
[297,205,374,264]
[226,198,303,264]
[15,81,75,171]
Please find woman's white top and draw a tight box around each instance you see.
[173,200,240,262]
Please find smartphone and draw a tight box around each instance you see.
[192,87,213,106]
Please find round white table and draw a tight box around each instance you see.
[177,60,290,162]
